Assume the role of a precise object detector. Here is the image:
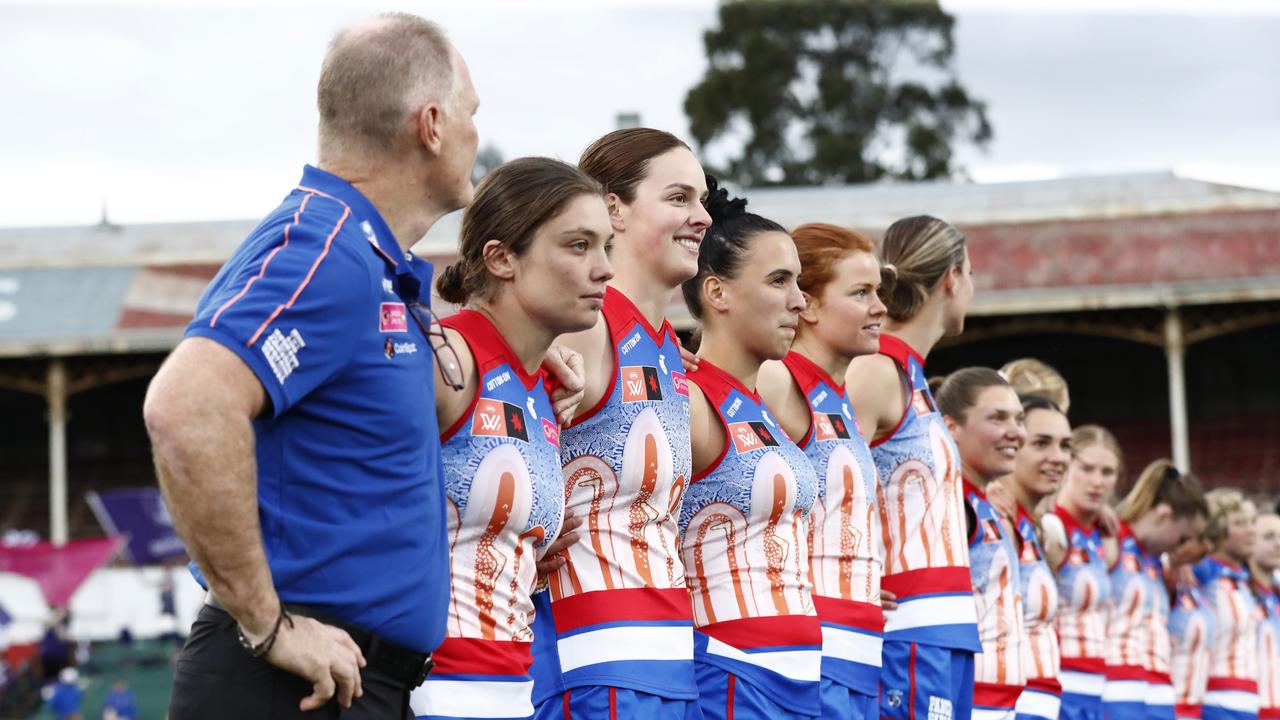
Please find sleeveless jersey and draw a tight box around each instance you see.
[1193,557,1259,714]
[1170,582,1215,716]
[870,334,980,652]
[411,310,565,720]
[682,359,823,716]
[782,351,884,697]
[1043,505,1111,699]
[1253,581,1280,718]
[532,286,695,701]
[1149,555,1176,713]
[965,479,1027,710]
[1015,507,1061,695]
[1105,522,1159,678]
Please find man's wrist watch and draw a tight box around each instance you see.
[237,606,290,658]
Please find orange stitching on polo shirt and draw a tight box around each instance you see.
[247,205,351,347]
[210,193,314,329]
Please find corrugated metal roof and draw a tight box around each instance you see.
[2,172,1276,265]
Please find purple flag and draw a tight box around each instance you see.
[86,488,187,565]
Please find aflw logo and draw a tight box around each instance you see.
[621,365,662,402]
[728,420,779,453]
[471,398,529,441]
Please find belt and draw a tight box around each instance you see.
[205,594,434,688]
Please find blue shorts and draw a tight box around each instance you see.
[878,640,974,720]
[1059,670,1104,720]
[1202,703,1261,720]
[819,678,876,719]
[693,663,816,720]
[1102,677,1146,720]
[533,686,701,720]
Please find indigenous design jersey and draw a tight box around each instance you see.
[1042,505,1111,692]
[1104,522,1159,686]
[1170,582,1215,715]
[1254,581,1280,717]
[870,334,980,652]
[964,479,1027,710]
[411,310,565,720]
[782,351,884,697]
[681,359,823,716]
[1014,507,1061,696]
[1149,554,1175,710]
[1192,557,1260,705]
[535,286,694,700]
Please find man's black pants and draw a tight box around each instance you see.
[169,604,412,719]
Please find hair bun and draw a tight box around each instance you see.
[704,173,747,225]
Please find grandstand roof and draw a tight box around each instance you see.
[1,171,1278,354]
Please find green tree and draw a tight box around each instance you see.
[685,0,992,186]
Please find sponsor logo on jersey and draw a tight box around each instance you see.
[672,371,689,396]
[379,302,408,333]
[911,388,935,416]
[728,420,780,453]
[981,517,1004,543]
[263,328,305,383]
[485,370,511,392]
[382,278,395,294]
[619,331,642,356]
[1122,553,1141,573]
[812,411,852,441]
[1068,547,1087,566]
[541,418,560,447]
[1020,536,1043,563]
[621,365,662,402]
[472,398,529,441]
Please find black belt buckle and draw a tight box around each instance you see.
[411,655,435,688]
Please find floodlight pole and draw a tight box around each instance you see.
[48,358,68,547]
[1164,307,1191,473]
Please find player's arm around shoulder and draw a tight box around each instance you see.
[550,319,612,423]
[845,353,906,443]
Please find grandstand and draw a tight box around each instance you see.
[1,171,1278,545]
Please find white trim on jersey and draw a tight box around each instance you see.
[1147,682,1175,706]
[820,625,884,667]
[971,708,1016,720]
[1101,680,1147,703]
[410,679,533,719]
[704,636,822,683]
[1014,688,1061,719]
[1059,670,1106,697]
[1203,690,1261,714]
[883,594,977,633]
[557,625,692,673]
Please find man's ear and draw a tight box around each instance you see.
[606,193,627,233]
[415,102,445,157]
[481,239,515,282]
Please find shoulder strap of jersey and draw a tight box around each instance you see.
[601,285,643,345]
[441,309,540,389]
[688,360,747,483]
[870,334,916,448]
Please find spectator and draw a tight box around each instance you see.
[102,678,137,720]
[43,667,83,720]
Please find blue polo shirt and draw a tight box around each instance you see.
[185,164,448,653]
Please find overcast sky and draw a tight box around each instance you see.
[2,0,1278,227]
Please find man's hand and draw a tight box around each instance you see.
[260,614,366,711]
[537,515,583,579]
[543,344,586,426]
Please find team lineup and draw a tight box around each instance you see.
[140,12,1280,720]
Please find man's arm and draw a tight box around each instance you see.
[144,337,364,710]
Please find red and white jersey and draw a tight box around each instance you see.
[965,479,1028,697]
[1042,505,1110,699]
[412,310,565,720]
[682,358,823,716]
[782,351,884,697]
[1252,580,1280,717]
[1104,522,1159,674]
[870,334,980,652]
[1015,507,1061,693]
[529,286,695,703]
[1170,582,1214,715]
[1193,557,1259,685]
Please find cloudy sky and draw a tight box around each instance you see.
[2,0,1278,227]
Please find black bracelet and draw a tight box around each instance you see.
[237,605,292,658]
